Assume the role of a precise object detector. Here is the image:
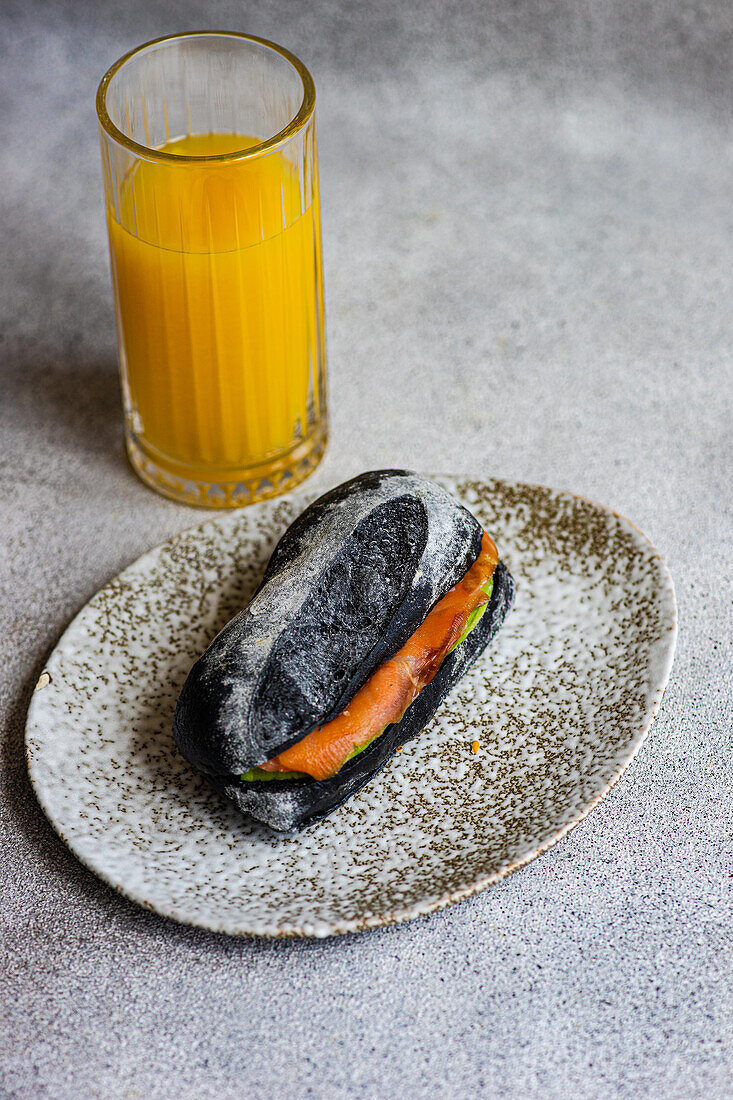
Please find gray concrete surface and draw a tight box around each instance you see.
[2,1,732,1097]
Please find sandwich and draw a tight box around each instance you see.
[173,470,515,831]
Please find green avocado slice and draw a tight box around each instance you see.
[241,576,494,782]
[240,767,305,781]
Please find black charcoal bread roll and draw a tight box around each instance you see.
[174,471,483,776]
[208,562,515,832]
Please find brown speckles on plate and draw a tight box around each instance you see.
[25,477,677,937]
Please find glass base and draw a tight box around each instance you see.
[125,422,328,508]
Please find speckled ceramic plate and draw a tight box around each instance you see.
[26,477,676,937]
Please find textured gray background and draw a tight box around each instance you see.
[2,1,732,1097]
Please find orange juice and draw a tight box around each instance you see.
[107,133,324,481]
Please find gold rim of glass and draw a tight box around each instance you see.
[96,30,316,163]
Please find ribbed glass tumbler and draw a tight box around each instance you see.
[97,32,327,507]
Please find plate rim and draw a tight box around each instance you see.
[25,475,678,938]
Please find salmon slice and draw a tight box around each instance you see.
[260,532,499,781]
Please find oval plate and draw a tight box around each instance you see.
[25,477,676,937]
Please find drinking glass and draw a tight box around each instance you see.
[97,32,328,507]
